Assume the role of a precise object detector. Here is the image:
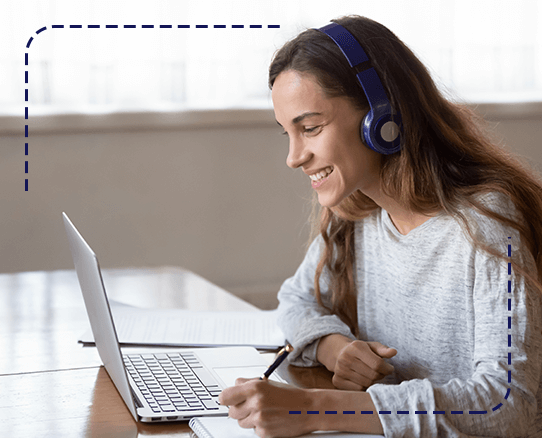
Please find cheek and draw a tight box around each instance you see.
[339,149,378,188]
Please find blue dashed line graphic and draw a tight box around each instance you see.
[23,24,280,191]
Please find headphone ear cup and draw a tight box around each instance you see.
[362,110,402,155]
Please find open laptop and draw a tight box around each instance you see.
[63,212,283,422]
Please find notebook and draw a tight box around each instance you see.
[63,212,284,423]
[189,417,385,437]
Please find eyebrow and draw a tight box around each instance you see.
[275,111,323,127]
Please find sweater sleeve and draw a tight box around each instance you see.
[276,236,356,367]
[367,238,542,437]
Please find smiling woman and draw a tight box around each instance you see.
[219,14,542,438]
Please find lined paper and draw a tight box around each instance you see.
[80,303,285,350]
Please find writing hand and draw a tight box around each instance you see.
[218,378,315,438]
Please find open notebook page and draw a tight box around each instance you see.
[79,302,286,350]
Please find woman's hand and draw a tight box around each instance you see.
[317,334,397,391]
[218,378,317,438]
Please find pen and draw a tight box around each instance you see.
[260,343,294,380]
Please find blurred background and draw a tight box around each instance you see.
[2,0,541,309]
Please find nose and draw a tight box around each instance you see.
[286,137,311,169]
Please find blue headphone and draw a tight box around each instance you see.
[315,23,402,155]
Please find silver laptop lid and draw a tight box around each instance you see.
[62,212,138,421]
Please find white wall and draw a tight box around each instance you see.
[1,110,313,296]
[1,106,541,305]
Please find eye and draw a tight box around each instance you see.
[280,126,320,136]
[304,127,318,133]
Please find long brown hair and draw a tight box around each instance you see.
[268,15,542,337]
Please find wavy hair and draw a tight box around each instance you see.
[268,15,542,337]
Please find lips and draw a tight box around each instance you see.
[310,167,334,189]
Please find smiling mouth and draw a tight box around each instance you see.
[310,167,333,189]
[309,166,333,182]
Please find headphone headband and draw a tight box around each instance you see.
[314,22,402,154]
[317,23,369,67]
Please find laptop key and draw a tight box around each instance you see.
[171,396,186,402]
[201,399,220,410]
[154,354,169,359]
[157,399,173,405]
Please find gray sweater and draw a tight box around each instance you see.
[277,196,542,437]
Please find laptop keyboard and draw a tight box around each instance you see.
[123,352,222,414]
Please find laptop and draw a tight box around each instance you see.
[62,212,283,422]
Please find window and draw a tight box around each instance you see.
[2,0,540,116]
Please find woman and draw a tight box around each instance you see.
[219,15,542,437]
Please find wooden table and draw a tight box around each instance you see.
[0,267,334,437]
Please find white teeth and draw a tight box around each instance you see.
[310,167,333,181]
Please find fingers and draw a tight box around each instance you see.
[235,377,252,385]
[220,384,253,424]
[353,342,395,375]
[218,377,269,409]
[334,357,385,387]
[367,341,398,359]
[219,383,248,406]
[229,401,251,422]
[221,380,265,431]
[236,409,256,429]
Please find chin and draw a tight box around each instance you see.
[317,194,342,209]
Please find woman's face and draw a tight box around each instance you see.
[272,70,383,208]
